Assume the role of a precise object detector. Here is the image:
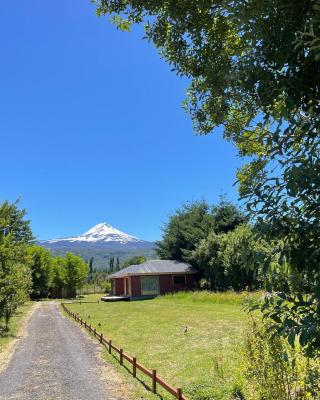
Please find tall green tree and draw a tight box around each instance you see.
[51,256,65,296]
[190,225,267,290]
[0,200,33,243]
[0,237,31,329]
[156,200,215,261]
[0,201,33,329]
[88,256,94,282]
[95,1,320,355]
[109,257,114,274]
[63,253,89,294]
[156,199,246,262]
[89,257,94,275]
[188,232,224,289]
[28,246,54,299]
[212,198,248,234]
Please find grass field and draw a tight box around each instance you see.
[0,302,34,354]
[67,292,253,400]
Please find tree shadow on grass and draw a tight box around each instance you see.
[0,324,15,339]
[0,310,24,338]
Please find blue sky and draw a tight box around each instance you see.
[0,0,242,241]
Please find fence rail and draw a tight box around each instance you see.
[61,303,188,400]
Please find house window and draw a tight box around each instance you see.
[173,275,186,285]
[141,276,160,295]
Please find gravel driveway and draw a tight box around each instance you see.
[0,302,125,400]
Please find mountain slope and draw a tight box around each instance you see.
[40,222,153,248]
[38,223,156,268]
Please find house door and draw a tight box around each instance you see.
[141,276,160,296]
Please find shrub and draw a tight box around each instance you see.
[158,290,262,306]
[104,281,111,293]
[242,314,320,400]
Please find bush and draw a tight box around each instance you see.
[158,290,262,306]
[242,314,320,400]
[104,281,111,293]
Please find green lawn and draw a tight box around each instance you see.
[0,302,34,354]
[67,292,251,400]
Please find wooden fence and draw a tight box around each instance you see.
[61,303,188,400]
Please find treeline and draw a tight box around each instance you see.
[88,255,147,277]
[29,247,88,299]
[85,255,147,294]
[0,200,89,330]
[156,198,275,292]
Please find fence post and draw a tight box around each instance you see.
[177,388,182,400]
[109,340,112,354]
[100,333,103,343]
[132,357,136,378]
[84,321,87,328]
[94,328,96,336]
[120,349,123,365]
[152,370,157,393]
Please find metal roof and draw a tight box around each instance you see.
[109,260,198,279]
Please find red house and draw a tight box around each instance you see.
[109,260,198,299]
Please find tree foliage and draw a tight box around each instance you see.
[190,225,268,291]
[156,200,215,261]
[156,199,255,289]
[122,255,147,268]
[89,256,94,276]
[0,200,90,324]
[156,199,246,262]
[51,257,65,295]
[0,201,32,329]
[243,313,320,400]
[28,246,54,299]
[94,0,320,355]
[0,200,33,243]
[62,253,89,292]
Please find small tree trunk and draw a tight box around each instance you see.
[5,309,11,331]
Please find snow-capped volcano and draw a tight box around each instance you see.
[43,222,146,245]
[38,222,156,269]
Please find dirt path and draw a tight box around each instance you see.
[0,302,126,400]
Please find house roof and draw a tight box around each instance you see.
[109,259,198,279]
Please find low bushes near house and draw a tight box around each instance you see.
[158,290,263,306]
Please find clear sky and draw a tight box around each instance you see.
[0,0,242,242]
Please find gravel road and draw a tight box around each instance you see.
[0,302,125,400]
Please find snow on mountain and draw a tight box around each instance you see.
[43,222,146,245]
